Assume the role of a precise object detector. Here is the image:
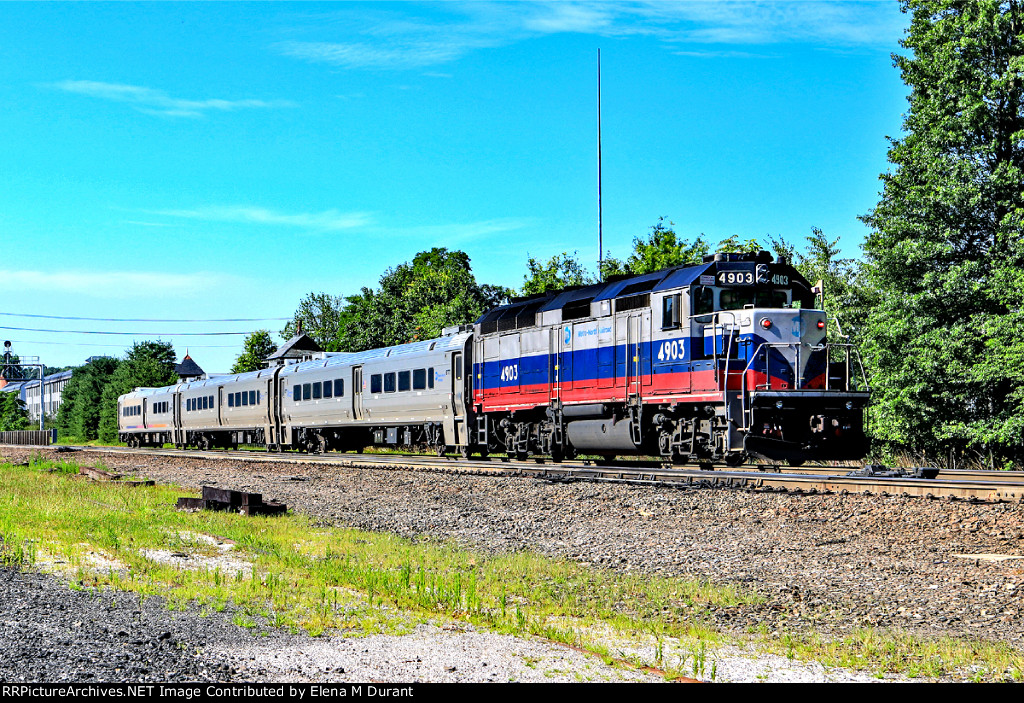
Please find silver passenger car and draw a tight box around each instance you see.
[118,328,473,454]
[278,330,472,453]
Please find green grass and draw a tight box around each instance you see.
[1,453,1022,681]
[0,454,751,679]
[752,627,1024,682]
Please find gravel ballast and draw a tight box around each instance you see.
[4,446,1024,682]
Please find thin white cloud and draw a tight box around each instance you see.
[149,206,375,231]
[50,80,296,117]
[277,1,902,70]
[0,270,229,298]
[276,40,471,70]
[389,217,534,244]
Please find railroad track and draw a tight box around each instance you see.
[11,443,1024,503]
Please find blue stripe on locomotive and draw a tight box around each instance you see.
[475,333,827,390]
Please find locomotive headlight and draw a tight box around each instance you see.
[760,318,772,330]
[776,400,784,409]
[846,401,854,410]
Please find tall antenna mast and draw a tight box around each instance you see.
[597,48,603,274]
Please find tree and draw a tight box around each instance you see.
[0,392,30,432]
[335,248,510,351]
[860,0,1024,463]
[98,341,178,443]
[521,252,593,295]
[714,234,764,255]
[280,293,345,351]
[55,356,120,441]
[231,330,277,374]
[623,219,710,275]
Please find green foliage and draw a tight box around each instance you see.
[280,293,344,351]
[624,219,710,275]
[860,0,1024,462]
[521,251,593,295]
[98,341,178,443]
[334,248,510,351]
[0,391,30,432]
[714,234,763,255]
[56,356,120,441]
[230,330,277,374]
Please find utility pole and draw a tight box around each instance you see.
[597,48,603,276]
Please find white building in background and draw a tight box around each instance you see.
[5,370,73,421]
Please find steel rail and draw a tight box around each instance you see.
[4,443,1021,503]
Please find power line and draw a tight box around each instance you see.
[0,326,252,336]
[0,312,289,323]
[0,339,241,349]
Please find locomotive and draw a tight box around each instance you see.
[119,251,869,465]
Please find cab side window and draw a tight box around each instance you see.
[661,293,681,329]
[693,287,714,315]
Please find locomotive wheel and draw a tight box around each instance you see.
[197,435,210,451]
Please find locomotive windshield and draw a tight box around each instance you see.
[692,286,813,314]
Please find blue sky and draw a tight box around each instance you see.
[0,1,909,373]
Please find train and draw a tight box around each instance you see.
[119,251,870,465]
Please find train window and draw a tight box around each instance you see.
[228,394,234,408]
[249,390,257,405]
[398,370,411,392]
[371,374,382,394]
[719,289,789,311]
[661,294,681,329]
[693,287,714,315]
[323,381,332,399]
[302,383,311,401]
[292,386,300,402]
[335,379,344,397]
[455,357,463,381]
[428,368,434,389]
[313,382,322,400]
[384,372,396,393]
[242,392,249,406]
[413,368,426,390]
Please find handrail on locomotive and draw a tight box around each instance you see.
[691,307,868,438]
